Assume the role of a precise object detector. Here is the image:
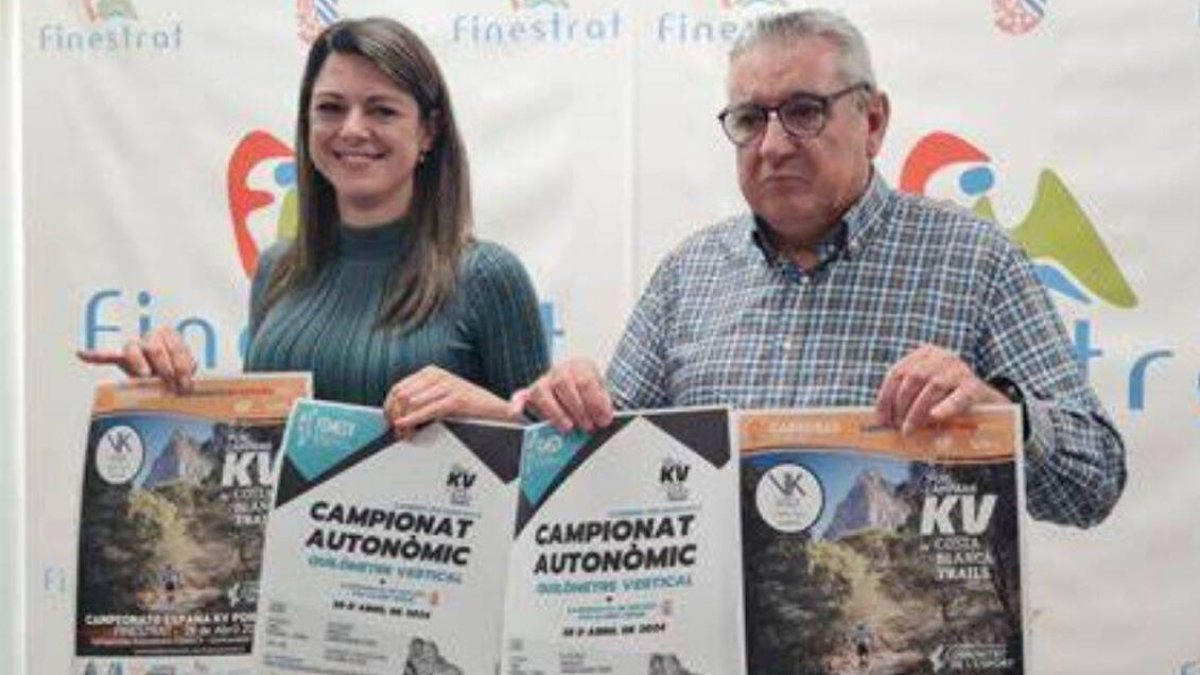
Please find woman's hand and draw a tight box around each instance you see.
[383,366,516,437]
[76,326,197,393]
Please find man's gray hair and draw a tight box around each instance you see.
[730,9,877,91]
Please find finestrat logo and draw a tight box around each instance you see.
[895,132,1189,415]
[899,131,1135,309]
[227,131,299,278]
[452,0,621,46]
[38,0,182,53]
[654,0,789,45]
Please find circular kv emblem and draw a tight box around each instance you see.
[95,424,145,485]
[755,463,824,533]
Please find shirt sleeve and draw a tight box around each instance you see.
[606,253,676,410]
[463,242,550,399]
[977,238,1127,528]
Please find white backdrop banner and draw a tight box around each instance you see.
[21,1,1200,673]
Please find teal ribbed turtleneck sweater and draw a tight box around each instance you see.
[244,221,548,406]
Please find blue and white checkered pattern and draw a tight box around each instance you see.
[608,172,1125,528]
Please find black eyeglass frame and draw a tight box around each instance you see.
[717,82,873,146]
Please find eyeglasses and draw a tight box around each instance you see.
[717,83,871,146]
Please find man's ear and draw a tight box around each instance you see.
[865,91,890,158]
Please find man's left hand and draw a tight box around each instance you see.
[875,344,1009,434]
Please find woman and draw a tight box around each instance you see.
[80,17,548,432]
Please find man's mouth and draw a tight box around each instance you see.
[761,173,808,184]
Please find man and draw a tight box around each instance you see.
[514,9,1124,528]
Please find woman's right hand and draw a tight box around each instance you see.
[77,326,197,393]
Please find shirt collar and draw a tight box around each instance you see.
[336,216,414,262]
[748,169,893,267]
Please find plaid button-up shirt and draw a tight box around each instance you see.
[607,172,1125,528]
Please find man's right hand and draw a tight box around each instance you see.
[510,358,615,432]
[76,326,197,393]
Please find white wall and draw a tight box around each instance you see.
[1,0,22,671]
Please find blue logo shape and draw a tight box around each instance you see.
[519,424,589,506]
[284,401,387,481]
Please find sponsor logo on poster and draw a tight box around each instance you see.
[754,463,823,533]
[992,0,1046,35]
[38,0,182,54]
[659,457,692,501]
[447,464,478,506]
[898,131,1183,414]
[95,425,145,485]
[450,0,622,47]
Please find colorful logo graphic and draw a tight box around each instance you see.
[82,0,137,22]
[297,0,339,44]
[992,0,1046,35]
[510,0,570,9]
[227,131,298,278]
[899,131,1136,309]
[41,0,180,53]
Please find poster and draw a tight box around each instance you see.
[739,406,1024,675]
[256,400,523,675]
[74,374,311,675]
[504,408,746,675]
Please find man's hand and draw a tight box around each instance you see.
[384,366,514,437]
[875,344,1008,433]
[76,326,197,393]
[510,358,614,432]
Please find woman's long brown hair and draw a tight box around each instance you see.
[263,17,473,330]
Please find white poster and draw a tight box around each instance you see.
[257,400,522,675]
[504,408,745,675]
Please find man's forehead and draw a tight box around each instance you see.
[726,37,842,101]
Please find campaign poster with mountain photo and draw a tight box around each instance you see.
[73,374,310,675]
[739,407,1024,675]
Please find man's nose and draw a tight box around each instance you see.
[757,112,797,162]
